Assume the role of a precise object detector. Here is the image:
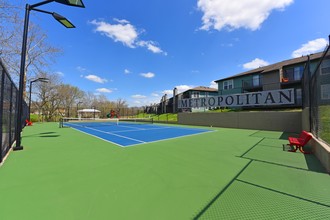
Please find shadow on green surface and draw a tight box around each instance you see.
[23,132,60,138]
[39,134,60,138]
[279,132,298,140]
[304,154,327,173]
[235,179,330,208]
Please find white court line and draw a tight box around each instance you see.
[117,124,146,130]
[67,123,146,144]
[65,122,216,147]
[69,127,124,147]
[113,126,172,133]
[124,130,217,147]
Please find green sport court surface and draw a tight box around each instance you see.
[0,122,329,219]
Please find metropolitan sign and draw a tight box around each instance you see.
[178,88,295,108]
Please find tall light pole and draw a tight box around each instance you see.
[92,106,96,119]
[76,101,82,118]
[28,78,49,121]
[14,0,85,151]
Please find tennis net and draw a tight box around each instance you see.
[59,117,153,128]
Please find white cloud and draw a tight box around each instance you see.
[210,81,218,89]
[96,88,112,93]
[134,100,142,105]
[124,69,131,74]
[140,72,155,78]
[162,90,173,95]
[292,38,328,58]
[132,94,147,99]
[174,85,194,93]
[55,71,64,76]
[90,19,138,48]
[85,75,108,83]
[129,96,160,107]
[129,86,196,107]
[90,19,167,55]
[162,85,194,96]
[221,43,234,47]
[113,18,130,24]
[243,58,269,70]
[76,66,87,72]
[137,41,167,55]
[197,0,293,31]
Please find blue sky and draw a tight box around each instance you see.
[15,0,330,106]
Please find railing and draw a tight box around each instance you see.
[242,78,262,91]
[282,72,302,84]
[0,58,28,164]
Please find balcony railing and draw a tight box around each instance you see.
[282,72,302,84]
[242,78,262,91]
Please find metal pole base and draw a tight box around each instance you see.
[13,146,24,151]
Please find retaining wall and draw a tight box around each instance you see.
[178,112,302,133]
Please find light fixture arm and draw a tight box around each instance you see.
[31,7,54,15]
[30,0,54,9]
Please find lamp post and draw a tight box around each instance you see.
[92,106,96,119]
[28,77,49,121]
[14,0,85,151]
[76,101,82,118]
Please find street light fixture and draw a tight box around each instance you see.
[28,78,49,121]
[14,0,85,151]
[32,8,76,28]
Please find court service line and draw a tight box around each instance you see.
[69,127,125,147]
[113,126,173,133]
[125,130,216,147]
[75,125,147,144]
[116,124,147,130]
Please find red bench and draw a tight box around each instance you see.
[25,119,32,126]
[288,131,312,154]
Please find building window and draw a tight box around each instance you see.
[192,91,199,98]
[284,66,303,81]
[253,75,260,86]
[223,80,233,90]
[294,66,303,80]
[296,88,302,104]
[321,58,330,75]
[321,84,330,100]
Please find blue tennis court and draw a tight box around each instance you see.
[63,119,212,147]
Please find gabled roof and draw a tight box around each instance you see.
[78,109,101,113]
[184,86,218,92]
[215,51,324,82]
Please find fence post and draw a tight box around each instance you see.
[0,66,5,163]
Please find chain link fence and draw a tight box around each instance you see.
[304,41,330,146]
[0,59,28,163]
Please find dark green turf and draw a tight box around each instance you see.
[0,123,328,219]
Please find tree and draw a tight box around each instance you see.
[81,91,98,109]
[0,0,61,92]
[94,95,116,118]
[34,72,62,121]
[57,84,84,117]
[116,98,128,117]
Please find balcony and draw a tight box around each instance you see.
[242,78,262,92]
[281,69,302,85]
